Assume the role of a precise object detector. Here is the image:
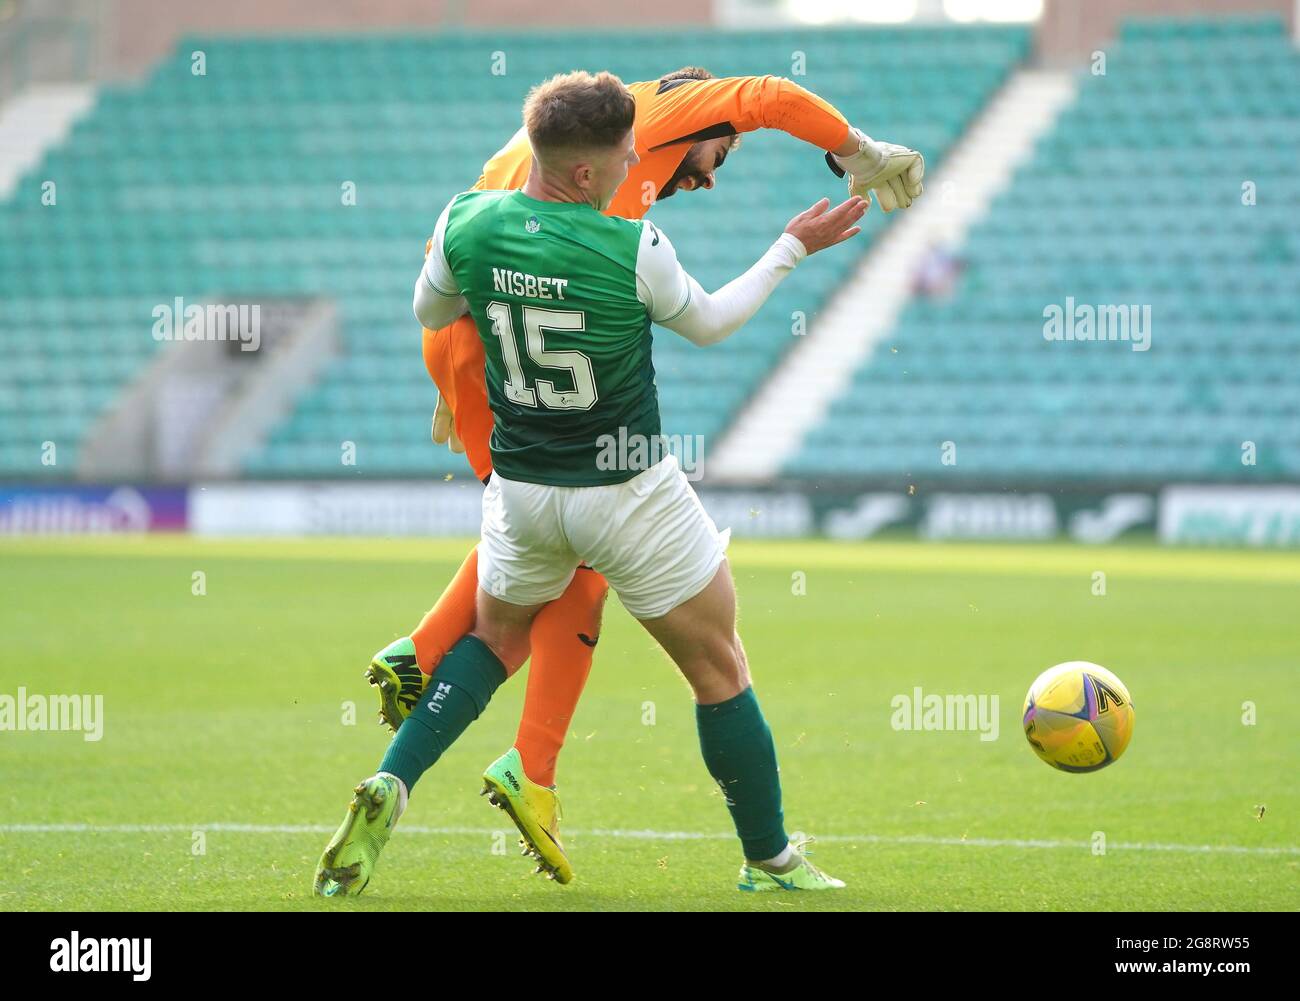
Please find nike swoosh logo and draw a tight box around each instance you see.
[577,633,599,648]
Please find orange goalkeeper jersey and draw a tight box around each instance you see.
[421,75,850,481]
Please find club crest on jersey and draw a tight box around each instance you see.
[525,216,541,233]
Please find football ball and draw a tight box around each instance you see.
[1022,661,1134,772]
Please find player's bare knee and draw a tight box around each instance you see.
[682,635,747,702]
[470,625,528,674]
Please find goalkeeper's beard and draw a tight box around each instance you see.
[658,164,707,200]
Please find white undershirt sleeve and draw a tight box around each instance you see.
[634,220,807,347]
[413,197,469,330]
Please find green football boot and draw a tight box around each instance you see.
[313,774,404,897]
[481,747,573,884]
[737,836,845,892]
[365,637,427,733]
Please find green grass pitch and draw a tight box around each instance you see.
[1,536,1296,911]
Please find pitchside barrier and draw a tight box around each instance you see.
[2,483,1299,546]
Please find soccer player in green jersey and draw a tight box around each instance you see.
[316,70,867,895]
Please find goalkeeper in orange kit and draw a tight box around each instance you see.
[351,67,923,887]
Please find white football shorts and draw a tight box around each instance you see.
[477,453,730,620]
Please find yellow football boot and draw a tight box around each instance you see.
[364,637,427,733]
[481,747,573,884]
[737,835,846,892]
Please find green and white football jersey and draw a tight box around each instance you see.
[429,190,676,486]
[417,187,806,487]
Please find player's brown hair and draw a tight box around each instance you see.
[523,70,636,154]
[659,66,714,83]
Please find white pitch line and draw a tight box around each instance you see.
[0,823,1295,857]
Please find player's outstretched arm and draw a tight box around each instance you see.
[650,76,923,212]
[737,76,925,212]
[637,195,866,347]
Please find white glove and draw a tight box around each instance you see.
[431,392,464,454]
[832,128,924,212]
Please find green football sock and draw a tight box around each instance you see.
[378,635,507,792]
[695,686,788,861]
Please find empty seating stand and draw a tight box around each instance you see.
[790,15,1300,482]
[0,26,1029,479]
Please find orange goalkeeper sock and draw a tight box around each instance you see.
[514,567,608,787]
[410,546,479,675]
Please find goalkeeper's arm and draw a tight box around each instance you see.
[647,75,923,212]
[638,195,866,347]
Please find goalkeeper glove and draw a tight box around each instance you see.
[830,129,925,212]
[431,392,464,454]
